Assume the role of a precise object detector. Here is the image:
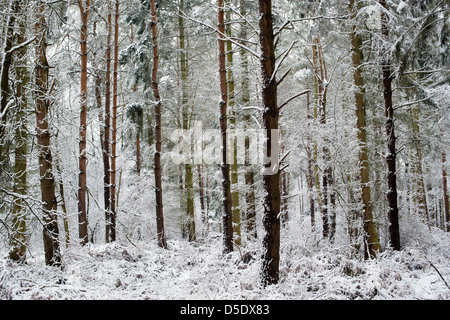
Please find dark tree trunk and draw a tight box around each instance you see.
[0,0,20,164]
[380,0,400,251]
[77,0,90,245]
[10,1,29,262]
[109,0,119,242]
[35,0,62,266]
[151,0,167,249]
[103,2,112,242]
[259,0,280,287]
[218,0,233,254]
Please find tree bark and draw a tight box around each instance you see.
[0,0,20,165]
[10,3,29,262]
[442,151,450,232]
[409,102,429,226]
[313,38,335,240]
[239,0,257,240]
[380,0,400,251]
[218,0,233,253]
[259,0,280,287]
[225,1,242,246]
[103,1,112,242]
[110,0,119,242]
[179,0,196,242]
[349,0,381,258]
[151,0,167,249]
[306,92,316,231]
[77,0,90,245]
[35,0,62,266]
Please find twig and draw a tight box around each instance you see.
[424,255,450,290]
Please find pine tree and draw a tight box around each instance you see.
[225,0,242,246]
[35,0,62,266]
[10,0,29,263]
[349,0,381,258]
[259,0,280,286]
[77,0,91,245]
[150,0,167,249]
[379,0,400,251]
[218,0,233,254]
[239,0,257,240]
[179,0,196,242]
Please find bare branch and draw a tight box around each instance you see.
[279,90,310,111]
[270,40,297,83]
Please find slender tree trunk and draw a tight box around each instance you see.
[218,0,233,253]
[178,0,196,242]
[442,151,450,232]
[136,132,141,176]
[110,0,119,242]
[239,0,257,240]
[259,0,280,286]
[35,0,61,266]
[150,0,167,249]
[409,102,430,226]
[10,4,29,262]
[0,0,20,166]
[379,0,400,251]
[225,1,242,246]
[280,128,289,226]
[102,0,112,242]
[55,158,70,248]
[313,38,335,239]
[197,164,207,235]
[311,39,328,237]
[306,92,315,231]
[349,0,381,258]
[77,0,90,245]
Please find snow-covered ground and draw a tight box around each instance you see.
[1,225,449,300]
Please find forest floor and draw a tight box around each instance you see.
[1,227,449,300]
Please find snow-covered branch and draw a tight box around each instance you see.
[278,90,310,111]
[178,9,261,60]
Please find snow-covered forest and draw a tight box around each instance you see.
[0,0,449,300]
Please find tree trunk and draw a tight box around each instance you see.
[0,0,20,164]
[77,0,90,245]
[311,39,328,237]
[306,92,315,231]
[380,0,400,251]
[226,1,242,246]
[218,0,233,253]
[151,0,167,249]
[197,164,207,235]
[10,4,29,262]
[103,1,112,242]
[409,102,430,226]
[280,128,289,226]
[55,157,70,248]
[349,0,381,258]
[0,0,20,165]
[110,0,119,242]
[239,0,257,240]
[259,0,280,286]
[442,151,450,232]
[313,38,335,239]
[35,0,61,266]
[179,0,196,242]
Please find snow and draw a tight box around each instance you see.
[1,226,448,300]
